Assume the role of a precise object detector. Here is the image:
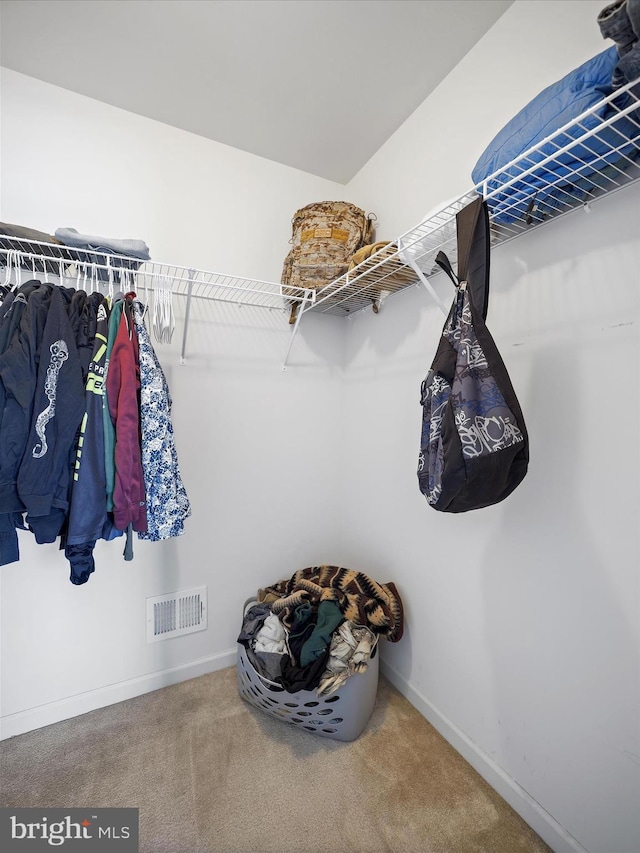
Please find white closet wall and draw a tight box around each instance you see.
[0,67,350,730]
[341,4,639,853]
[348,0,613,233]
[1,3,638,853]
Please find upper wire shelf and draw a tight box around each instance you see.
[2,77,638,334]
[0,239,316,368]
[0,239,314,312]
[306,75,640,317]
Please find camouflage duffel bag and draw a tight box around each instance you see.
[282,201,375,322]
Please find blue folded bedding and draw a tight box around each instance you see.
[472,47,639,224]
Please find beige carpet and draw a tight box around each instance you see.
[0,665,551,853]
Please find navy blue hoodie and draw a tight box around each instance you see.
[0,282,41,564]
[17,285,85,543]
[0,282,54,515]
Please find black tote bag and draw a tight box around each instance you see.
[417,197,529,512]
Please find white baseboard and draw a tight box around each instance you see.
[0,649,237,741]
[380,658,589,853]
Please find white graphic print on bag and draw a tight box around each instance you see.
[449,292,524,459]
[418,371,451,506]
[32,339,69,458]
[419,290,524,506]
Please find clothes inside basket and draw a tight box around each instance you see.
[237,599,377,697]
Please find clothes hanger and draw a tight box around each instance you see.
[107,257,115,304]
[10,251,23,291]
[3,250,15,290]
[163,275,175,343]
[152,274,174,344]
[130,270,148,321]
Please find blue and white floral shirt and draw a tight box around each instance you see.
[133,302,191,540]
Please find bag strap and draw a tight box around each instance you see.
[434,250,459,288]
[433,197,491,319]
[455,196,490,321]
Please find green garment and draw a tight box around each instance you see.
[299,600,344,668]
[103,299,123,512]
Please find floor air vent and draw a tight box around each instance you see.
[146,586,207,642]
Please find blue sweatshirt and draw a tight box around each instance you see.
[17,285,85,542]
[0,283,54,515]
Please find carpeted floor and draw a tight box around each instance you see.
[0,665,551,853]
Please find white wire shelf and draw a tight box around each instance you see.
[0,239,314,311]
[0,239,316,368]
[305,75,640,317]
[2,76,638,349]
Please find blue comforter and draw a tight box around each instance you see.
[471,47,639,224]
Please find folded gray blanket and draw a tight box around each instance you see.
[55,227,150,260]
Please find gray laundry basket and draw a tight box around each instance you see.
[237,602,379,742]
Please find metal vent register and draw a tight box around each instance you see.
[146,587,207,642]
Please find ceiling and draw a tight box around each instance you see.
[0,0,513,183]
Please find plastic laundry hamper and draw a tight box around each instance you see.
[237,604,379,742]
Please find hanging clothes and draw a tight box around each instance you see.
[133,299,191,541]
[0,281,45,565]
[102,295,123,515]
[0,279,191,581]
[65,295,120,585]
[105,293,147,534]
[17,285,85,544]
[0,283,55,519]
